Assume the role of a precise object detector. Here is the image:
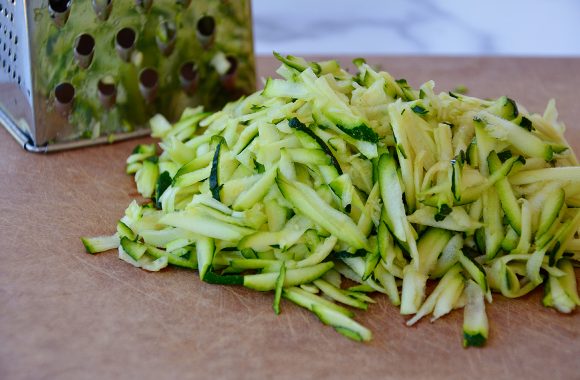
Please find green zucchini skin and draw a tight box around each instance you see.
[273,264,286,315]
[155,171,173,209]
[121,237,147,260]
[288,117,343,175]
[210,143,222,201]
[203,271,244,286]
[463,331,487,348]
[488,151,522,234]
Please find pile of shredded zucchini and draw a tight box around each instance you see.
[82,54,580,346]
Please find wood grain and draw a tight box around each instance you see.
[1,56,579,380]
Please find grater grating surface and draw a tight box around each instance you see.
[0,0,255,152]
[0,0,31,98]
[0,0,36,149]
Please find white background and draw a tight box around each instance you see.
[252,0,580,56]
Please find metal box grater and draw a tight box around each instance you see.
[0,0,255,152]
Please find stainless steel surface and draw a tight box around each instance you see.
[27,129,153,153]
[0,0,33,102]
[0,102,31,149]
[0,0,36,145]
[0,0,255,153]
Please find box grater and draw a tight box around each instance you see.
[0,0,255,152]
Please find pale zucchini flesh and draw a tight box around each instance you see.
[463,280,489,347]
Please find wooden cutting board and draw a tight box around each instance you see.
[1,56,579,380]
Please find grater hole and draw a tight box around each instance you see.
[139,68,158,103]
[158,20,177,41]
[180,62,198,82]
[48,0,70,13]
[55,82,75,104]
[139,68,158,89]
[115,27,136,61]
[135,0,152,12]
[98,78,117,109]
[54,82,75,114]
[116,27,136,49]
[75,33,95,56]
[156,19,177,56]
[197,16,216,37]
[98,79,116,96]
[92,0,113,21]
[74,33,95,69]
[220,56,239,90]
[49,0,71,27]
[179,61,198,95]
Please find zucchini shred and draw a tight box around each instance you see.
[81,54,580,346]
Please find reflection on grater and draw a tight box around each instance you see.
[0,0,255,152]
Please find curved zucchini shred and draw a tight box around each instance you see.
[83,54,580,345]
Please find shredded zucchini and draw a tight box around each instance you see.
[83,54,580,346]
